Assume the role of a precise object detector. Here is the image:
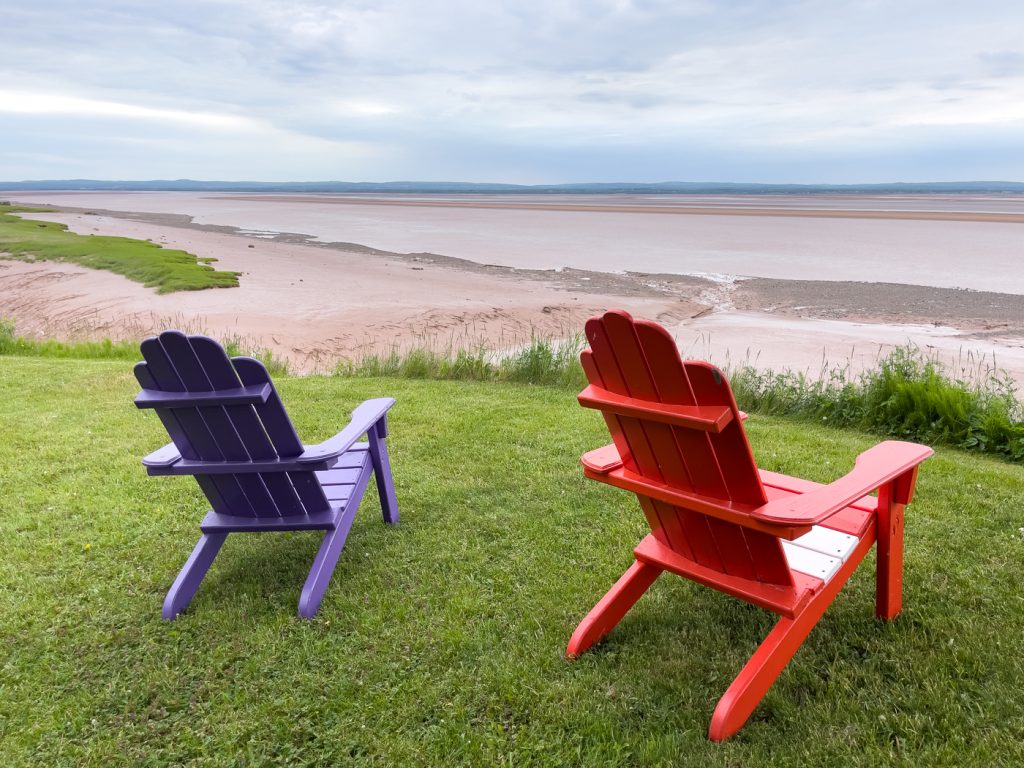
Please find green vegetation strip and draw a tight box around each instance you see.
[339,340,1024,464]
[3,319,1023,462]
[0,319,287,372]
[1,357,1022,765]
[0,203,239,292]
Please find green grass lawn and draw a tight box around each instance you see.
[1,357,1022,766]
[0,204,239,292]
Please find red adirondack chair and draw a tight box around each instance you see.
[567,310,932,741]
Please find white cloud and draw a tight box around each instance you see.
[0,90,254,129]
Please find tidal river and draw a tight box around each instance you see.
[9,190,1024,294]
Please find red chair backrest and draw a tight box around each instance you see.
[582,310,792,585]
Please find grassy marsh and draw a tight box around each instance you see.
[0,203,239,292]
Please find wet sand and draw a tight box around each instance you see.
[0,210,700,371]
[2,193,1023,385]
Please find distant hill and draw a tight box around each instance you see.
[2,179,1024,194]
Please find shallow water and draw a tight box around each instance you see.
[10,191,1024,294]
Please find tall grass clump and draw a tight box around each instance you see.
[223,336,292,377]
[337,345,493,380]
[502,336,588,387]
[338,334,588,387]
[730,346,1024,461]
[0,318,288,374]
[0,318,139,360]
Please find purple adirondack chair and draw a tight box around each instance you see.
[134,330,399,619]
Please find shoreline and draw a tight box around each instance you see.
[17,202,1024,331]
[0,207,701,372]
[211,193,1024,224]
[2,199,1023,385]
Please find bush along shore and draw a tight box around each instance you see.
[727,347,1024,462]
[2,322,1022,463]
[0,203,239,292]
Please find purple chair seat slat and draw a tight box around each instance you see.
[200,508,343,533]
[136,330,399,619]
[316,466,367,485]
[324,486,357,504]
[330,445,370,467]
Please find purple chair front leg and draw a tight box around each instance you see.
[163,532,228,619]
[368,417,399,525]
[298,486,365,618]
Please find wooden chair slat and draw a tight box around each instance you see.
[679,359,790,582]
[584,318,662,479]
[159,332,280,518]
[139,335,257,517]
[675,508,727,572]
[740,527,795,585]
[634,321,729,499]
[315,467,366,486]
[191,336,306,517]
[581,326,670,545]
[592,312,709,557]
[780,542,842,582]
[233,358,330,514]
[683,361,767,507]
[135,361,230,515]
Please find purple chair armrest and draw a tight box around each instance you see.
[297,398,395,464]
[142,441,183,467]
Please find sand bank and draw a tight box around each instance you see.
[0,210,699,371]
[215,193,1024,224]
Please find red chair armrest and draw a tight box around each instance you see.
[752,441,933,525]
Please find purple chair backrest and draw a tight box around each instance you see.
[134,330,330,517]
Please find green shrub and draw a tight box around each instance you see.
[729,345,1024,462]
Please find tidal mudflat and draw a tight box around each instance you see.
[3,191,1023,383]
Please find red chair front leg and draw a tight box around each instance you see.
[875,480,907,621]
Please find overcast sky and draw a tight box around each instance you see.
[2,1,1023,183]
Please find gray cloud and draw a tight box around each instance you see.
[1,0,1022,181]
[980,51,1024,77]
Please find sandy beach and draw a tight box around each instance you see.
[2,191,1023,384]
[0,210,697,370]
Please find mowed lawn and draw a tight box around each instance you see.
[1,357,1022,766]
